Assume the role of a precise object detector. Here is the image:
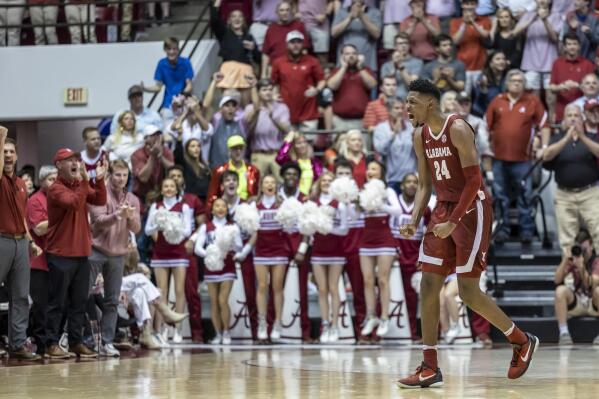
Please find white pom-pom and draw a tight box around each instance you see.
[234,203,260,235]
[215,225,238,253]
[359,179,386,212]
[298,201,320,236]
[275,197,303,229]
[330,176,359,204]
[315,205,335,235]
[204,244,224,271]
[162,213,186,245]
[153,207,170,229]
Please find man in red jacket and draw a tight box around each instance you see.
[44,148,107,359]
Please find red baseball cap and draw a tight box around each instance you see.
[584,99,599,111]
[53,148,80,163]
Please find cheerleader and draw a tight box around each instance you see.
[253,174,289,341]
[194,198,243,345]
[145,177,193,343]
[309,172,349,343]
[359,160,402,338]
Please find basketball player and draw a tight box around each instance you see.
[397,79,539,388]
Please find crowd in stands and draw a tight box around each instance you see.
[2,0,599,360]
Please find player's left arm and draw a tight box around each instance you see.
[432,119,482,239]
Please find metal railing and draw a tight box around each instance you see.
[519,157,553,249]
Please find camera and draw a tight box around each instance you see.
[571,245,582,257]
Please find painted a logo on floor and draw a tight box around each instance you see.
[338,301,350,329]
[281,299,301,328]
[230,300,251,329]
[389,299,406,328]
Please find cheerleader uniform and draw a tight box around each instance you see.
[311,194,349,265]
[277,186,306,256]
[254,195,289,266]
[194,216,242,283]
[359,187,402,257]
[145,196,193,268]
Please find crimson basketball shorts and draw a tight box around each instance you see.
[418,195,493,278]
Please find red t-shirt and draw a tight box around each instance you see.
[131,147,174,204]
[449,16,491,71]
[26,190,49,271]
[400,16,440,61]
[271,54,324,124]
[0,172,27,235]
[262,20,312,60]
[331,67,375,119]
[550,56,595,122]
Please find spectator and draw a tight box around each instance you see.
[563,0,599,60]
[486,69,550,244]
[363,75,397,133]
[0,128,42,360]
[583,98,599,133]
[271,30,325,131]
[248,0,279,50]
[207,135,260,201]
[331,0,382,71]
[0,0,24,46]
[173,136,211,201]
[142,37,193,111]
[212,0,260,93]
[111,85,163,135]
[514,0,561,97]
[486,8,524,69]
[373,98,416,192]
[103,111,144,165]
[88,160,141,357]
[543,102,599,255]
[144,177,193,344]
[26,165,57,357]
[276,131,323,195]
[450,0,491,94]
[425,0,455,33]
[261,1,311,78]
[421,33,466,94]
[475,0,496,15]
[168,95,213,162]
[472,50,508,117]
[570,74,599,111]
[380,33,423,100]
[17,170,35,197]
[131,125,174,204]
[380,0,411,50]
[147,0,170,25]
[400,0,440,62]
[338,129,367,187]
[553,229,599,345]
[456,91,493,170]
[65,0,97,44]
[440,90,458,114]
[328,44,377,132]
[45,148,107,359]
[496,0,536,17]
[295,0,334,66]
[244,78,290,179]
[208,95,245,169]
[80,127,107,183]
[549,33,595,123]
[29,0,59,45]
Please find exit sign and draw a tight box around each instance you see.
[64,88,88,105]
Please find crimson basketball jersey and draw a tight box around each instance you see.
[421,114,485,203]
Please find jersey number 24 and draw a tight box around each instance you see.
[434,160,451,181]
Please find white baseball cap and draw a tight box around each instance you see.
[219,95,239,108]
[286,30,304,43]
[142,124,161,137]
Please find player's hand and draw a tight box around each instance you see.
[95,157,109,181]
[432,221,457,239]
[399,224,417,238]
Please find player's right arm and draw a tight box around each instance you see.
[406,127,432,233]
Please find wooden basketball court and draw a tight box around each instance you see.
[1,344,598,398]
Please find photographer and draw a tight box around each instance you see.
[554,229,599,345]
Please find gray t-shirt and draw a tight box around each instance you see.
[380,57,423,100]
[421,58,466,94]
[333,7,383,71]
[209,119,244,169]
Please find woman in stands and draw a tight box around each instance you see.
[359,160,402,339]
[310,172,349,343]
[211,0,260,105]
[145,177,193,344]
[194,198,242,345]
[103,111,143,166]
[337,129,368,188]
[472,50,508,116]
[276,131,323,196]
[440,91,459,115]
[173,136,212,201]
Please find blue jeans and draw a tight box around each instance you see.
[492,160,535,236]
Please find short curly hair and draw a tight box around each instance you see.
[408,79,441,102]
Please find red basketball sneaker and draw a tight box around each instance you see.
[397,362,443,389]
[508,332,539,379]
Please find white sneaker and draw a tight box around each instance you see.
[153,332,169,348]
[100,343,120,357]
[376,319,389,336]
[258,319,268,340]
[172,329,183,344]
[210,333,222,345]
[559,332,573,345]
[270,322,282,341]
[593,334,599,345]
[320,324,330,344]
[222,331,232,345]
[445,322,460,344]
[161,327,169,343]
[360,317,380,336]
[328,327,339,343]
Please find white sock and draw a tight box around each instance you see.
[502,323,515,336]
[559,324,569,335]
